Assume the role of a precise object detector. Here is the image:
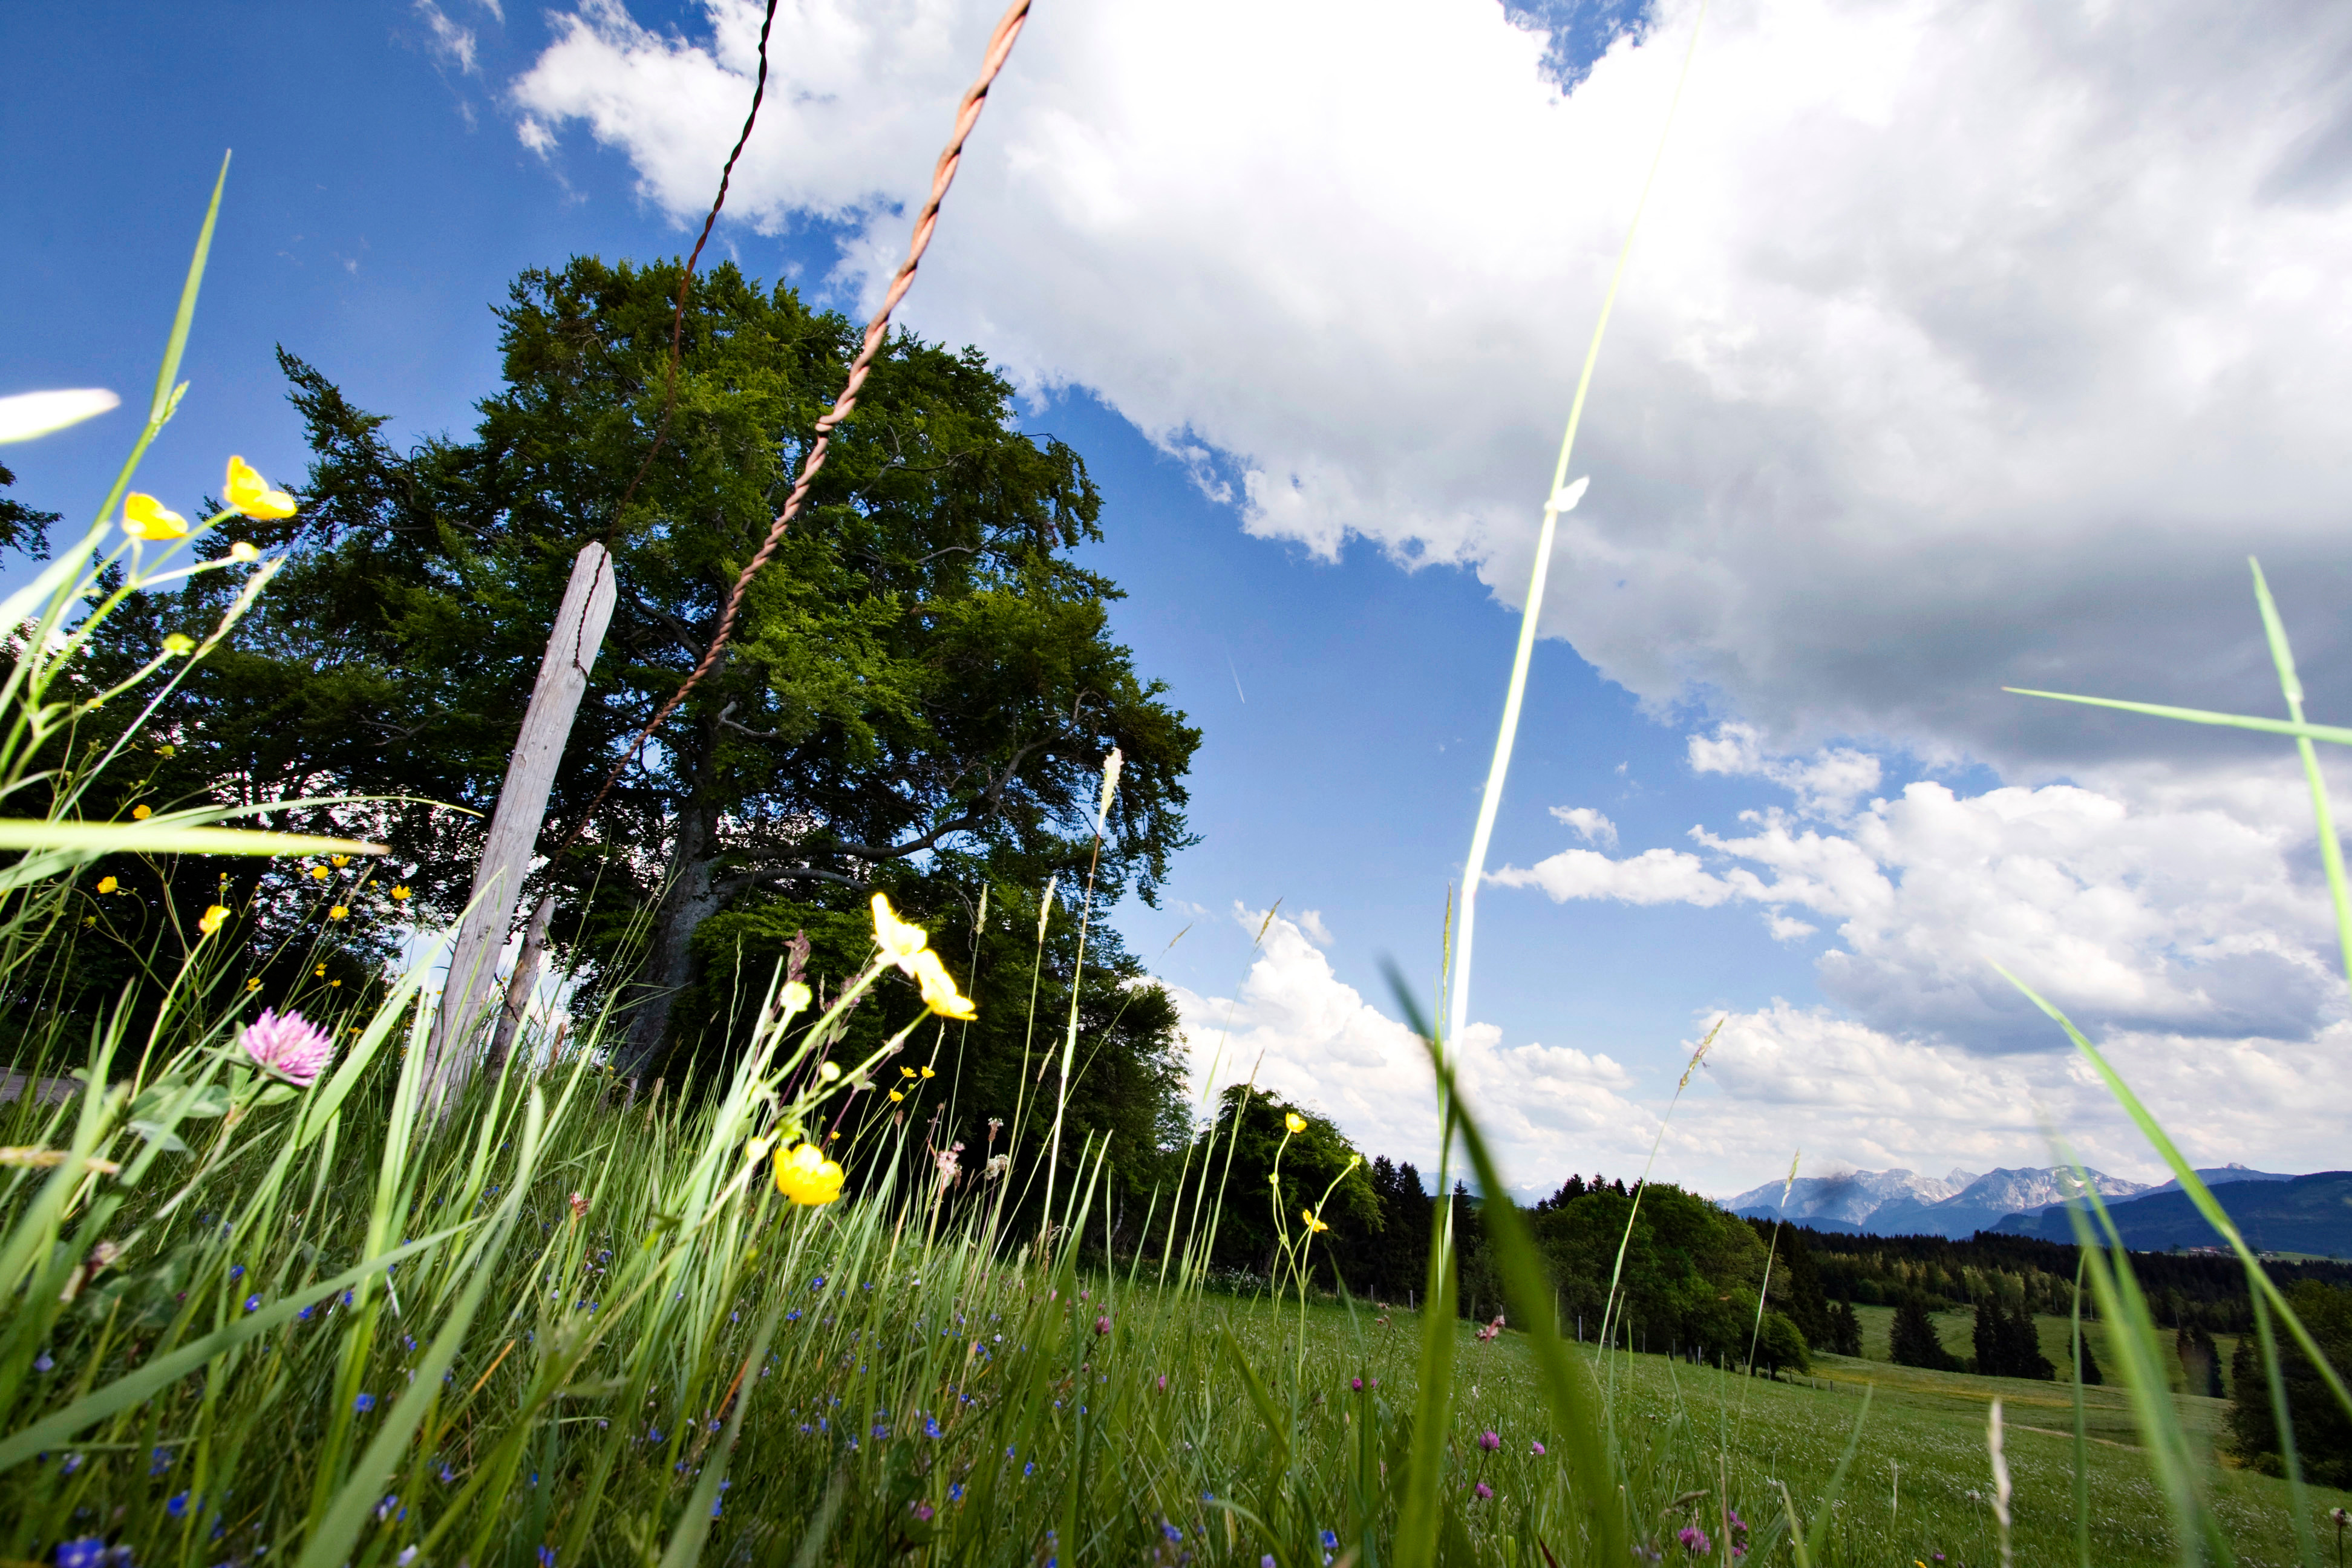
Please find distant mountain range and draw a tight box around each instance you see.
[1722,1163,2305,1242]
[1991,1170,2352,1255]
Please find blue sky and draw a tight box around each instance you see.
[10,1,2352,1195]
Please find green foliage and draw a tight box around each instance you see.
[677,884,1191,1210]
[2230,1281,2352,1486]
[54,253,1200,1074]
[1525,1179,1767,1357]
[1974,1290,2057,1380]
[1891,1292,1963,1371]
[1825,1297,1864,1357]
[1177,1085,1379,1278]
[1754,1309,1812,1376]
[0,460,59,561]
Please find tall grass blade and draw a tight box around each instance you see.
[2247,557,2352,989]
[1390,962,1628,1567]
[0,1229,461,1472]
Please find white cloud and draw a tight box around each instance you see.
[504,0,2352,1191]
[1687,723,1881,818]
[509,0,2352,776]
[415,0,481,74]
[1490,844,1756,907]
[1503,771,2345,1050]
[1169,907,1651,1189]
[1549,805,1618,845]
[1295,908,1334,947]
[1664,1001,2352,1192]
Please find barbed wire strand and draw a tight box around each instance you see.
[546,0,1034,872]
[601,0,784,553]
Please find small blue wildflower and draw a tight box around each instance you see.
[950,1484,964,1503]
[438,1464,456,1484]
[647,1426,664,1445]
[166,1492,191,1518]
[1162,1522,1183,1543]
[244,1295,261,1313]
[354,1393,375,1413]
[1024,1462,1035,1477]
[31,1352,51,1372]
[60,1453,81,1475]
[537,1549,555,1568]
[149,1446,173,1475]
[229,1265,243,1280]
[376,1495,399,1522]
[786,1309,800,1322]
[924,1419,941,1438]
[298,1305,315,1321]
[1322,1530,1340,1550]
[54,1537,105,1568]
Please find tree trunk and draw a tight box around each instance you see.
[616,797,724,1078]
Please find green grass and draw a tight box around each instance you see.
[1850,1304,2247,1399]
[12,145,2352,1568]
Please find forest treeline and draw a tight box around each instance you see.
[1795,1226,2352,1333]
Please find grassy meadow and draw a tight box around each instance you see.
[8,114,2352,1568]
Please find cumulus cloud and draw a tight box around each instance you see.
[1670,1001,2352,1191]
[1549,805,1618,845]
[1167,907,1652,1189]
[1490,844,1756,907]
[510,0,2352,775]
[1687,723,1881,818]
[1503,768,2345,1050]
[506,0,2352,1187]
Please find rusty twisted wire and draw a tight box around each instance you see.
[546,0,1034,871]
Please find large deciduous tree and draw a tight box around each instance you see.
[56,255,1200,1083]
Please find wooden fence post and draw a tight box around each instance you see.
[488,892,557,1074]
[423,542,615,1112]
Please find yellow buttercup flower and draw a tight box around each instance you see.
[920,1065,935,1079]
[774,1142,845,1206]
[224,456,297,520]
[162,633,195,656]
[228,541,260,563]
[122,493,188,541]
[910,948,978,1021]
[155,743,175,758]
[1301,1208,1328,1234]
[246,978,261,991]
[889,1089,906,1103]
[870,891,930,972]
[390,885,411,901]
[328,905,348,921]
[817,1061,841,1083]
[314,964,327,977]
[901,1066,917,1079]
[131,805,152,821]
[1284,1111,1307,1135]
[781,979,812,1014]
[331,855,351,868]
[96,876,116,894]
[310,865,330,880]
[198,904,230,936]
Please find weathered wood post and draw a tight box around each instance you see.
[423,542,615,1112]
[488,892,557,1074]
